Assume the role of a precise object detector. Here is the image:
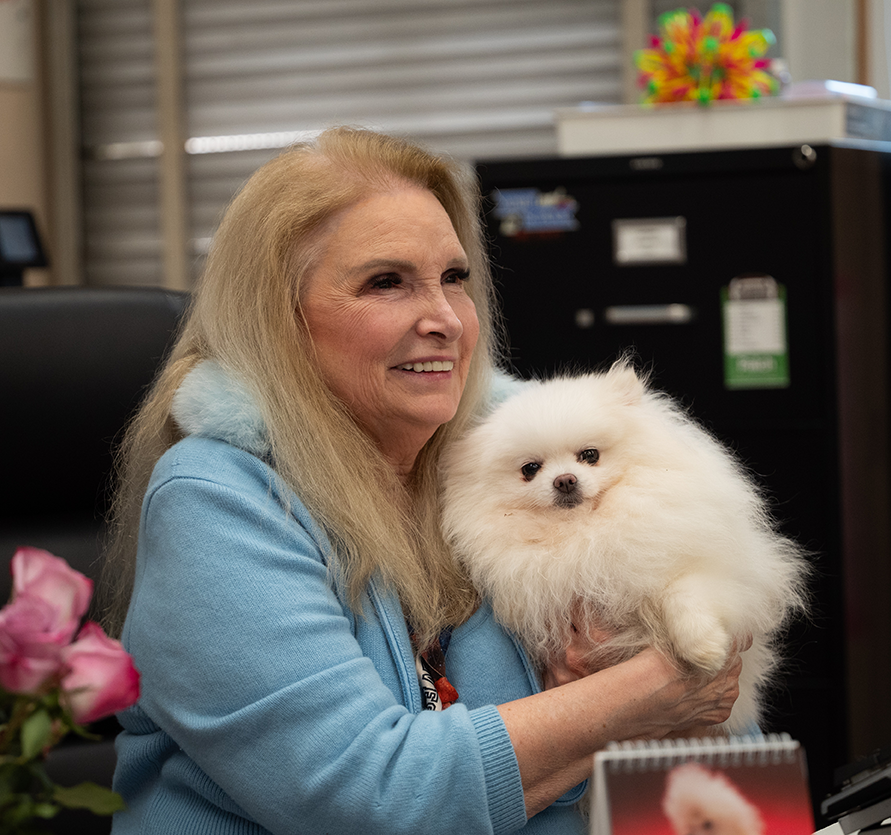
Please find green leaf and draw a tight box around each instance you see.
[53,782,126,815]
[29,802,59,819]
[20,709,53,760]
[1,792,55,829]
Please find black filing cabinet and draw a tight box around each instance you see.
[476,144,891,819]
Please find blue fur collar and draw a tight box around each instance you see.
[171,360,271,457]
[171,359,525,458]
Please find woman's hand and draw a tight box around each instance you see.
[542,617,614,689]
[622,641,746,741]
[573,632,751,741]
[502,632,749,818]
[542,604,623,689]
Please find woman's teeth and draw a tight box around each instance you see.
[398,361,454,373]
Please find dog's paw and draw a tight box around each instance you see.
[673,623,732,676]
[660,581,732,676]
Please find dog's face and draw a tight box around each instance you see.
[444,364,657,526]
[493,398,633,518]
[519,445,601,510]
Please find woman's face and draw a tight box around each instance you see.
[300,187,480,475]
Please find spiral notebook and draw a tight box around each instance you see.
[590,734,814,835]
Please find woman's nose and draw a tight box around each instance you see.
[416,287,464,341]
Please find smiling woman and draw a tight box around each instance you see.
[300,187,480,477]
[99,126,743,835]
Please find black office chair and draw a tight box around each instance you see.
[0,285,189,833]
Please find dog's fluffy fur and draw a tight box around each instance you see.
[442,361,809,733]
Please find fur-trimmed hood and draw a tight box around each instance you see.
[170,359,525,458]
[171,360,271,458]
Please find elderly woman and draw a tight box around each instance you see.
[102,127,741,835]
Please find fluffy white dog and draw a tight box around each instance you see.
[441,361,809,733]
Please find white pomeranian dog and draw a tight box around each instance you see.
[441,360,809,733]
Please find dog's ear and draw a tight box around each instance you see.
[604,360,646,405]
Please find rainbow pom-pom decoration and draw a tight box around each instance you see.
[635,3,779,105]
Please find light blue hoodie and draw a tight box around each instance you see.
[111,361,586,835]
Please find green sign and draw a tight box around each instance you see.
[721,278,790,390]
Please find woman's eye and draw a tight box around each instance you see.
[369,274,401,291]
[578,448,600,465]
[444,268,470,284]
[521,462,542,481]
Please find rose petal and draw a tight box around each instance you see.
[0,649,62,693]
[62,622,140,724]
[0,593,67,693]
[0,593,71,654]
[11,548,93,627]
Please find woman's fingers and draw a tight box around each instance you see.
[733,632,754,653]
[692,647,743,725]
[543,612,616,688]
[546,624,751,734]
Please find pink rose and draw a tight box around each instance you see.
[11,547,93,636]
[61,621,140,724]
[0,549,94,694]
[0,593,69,692]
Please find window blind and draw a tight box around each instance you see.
[78,0,161,286]
[77,0,624,286]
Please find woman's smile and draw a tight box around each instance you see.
[396,360,455,373]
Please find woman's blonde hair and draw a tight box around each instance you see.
[100,127,500,646]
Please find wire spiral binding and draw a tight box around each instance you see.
[596,733,800,772]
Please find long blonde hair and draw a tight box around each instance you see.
[100,127,501,646]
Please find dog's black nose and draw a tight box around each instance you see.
[553,473,578,494]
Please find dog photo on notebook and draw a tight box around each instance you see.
[442,360,809,733]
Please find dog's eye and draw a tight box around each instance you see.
[578,448,600,465]
[521,462,542,481]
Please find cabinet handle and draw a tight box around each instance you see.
[603,304,694,325]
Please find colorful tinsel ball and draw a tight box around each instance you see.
[635,3,779,105]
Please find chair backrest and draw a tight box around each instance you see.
[0,286,190,602]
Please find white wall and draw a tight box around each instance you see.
[868,0,891,98]
[782,0,857,86]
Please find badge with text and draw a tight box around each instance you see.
[722,275,790,390]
